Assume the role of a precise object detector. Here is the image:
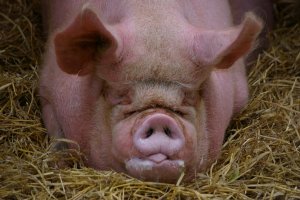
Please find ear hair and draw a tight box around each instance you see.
[192,12,263,69]
[54,9,118,76]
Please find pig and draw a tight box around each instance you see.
[39,0,268,183]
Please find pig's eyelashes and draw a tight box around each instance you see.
[123,109,169,119]
[122,106,188,120]
[173,110,185,117]
[108,97,131,106]
[123,110,138,119]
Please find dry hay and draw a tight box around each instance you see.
[0,0,299,199]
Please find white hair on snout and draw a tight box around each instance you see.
[126,158,154,171]
[125,158,185,172]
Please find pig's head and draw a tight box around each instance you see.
[52,8,262,182]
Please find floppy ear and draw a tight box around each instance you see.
[54,9,118,76]
[193,13,263,69]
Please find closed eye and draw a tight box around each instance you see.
[173,109,185,117]
[123,105,187,119]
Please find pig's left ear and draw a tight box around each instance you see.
[54,9,118,76]
[193,13,262,69]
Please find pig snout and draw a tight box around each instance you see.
[123,113,187,182]
[133,113,185,161]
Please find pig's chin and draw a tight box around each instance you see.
[125,156,185,183]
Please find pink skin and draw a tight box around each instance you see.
[40,0,265,182]
[229,0,274,65]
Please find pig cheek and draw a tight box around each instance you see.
[111,119,137,163]
[181,102,210,173]
[179,119,207,174]
[85,99,114,170]
[194,102,211,170]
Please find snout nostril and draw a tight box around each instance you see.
[134,114,185,157]
[145,128,154,138]
[164,127,171,137]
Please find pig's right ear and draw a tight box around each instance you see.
[192,13,262,69]
[54,9,118,76]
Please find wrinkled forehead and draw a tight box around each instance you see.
[116,2,211,86]
[119,38,211,87]
[120,55,199,85]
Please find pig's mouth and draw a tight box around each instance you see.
[125,156,185,182]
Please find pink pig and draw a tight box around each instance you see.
[39,0,268,182]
